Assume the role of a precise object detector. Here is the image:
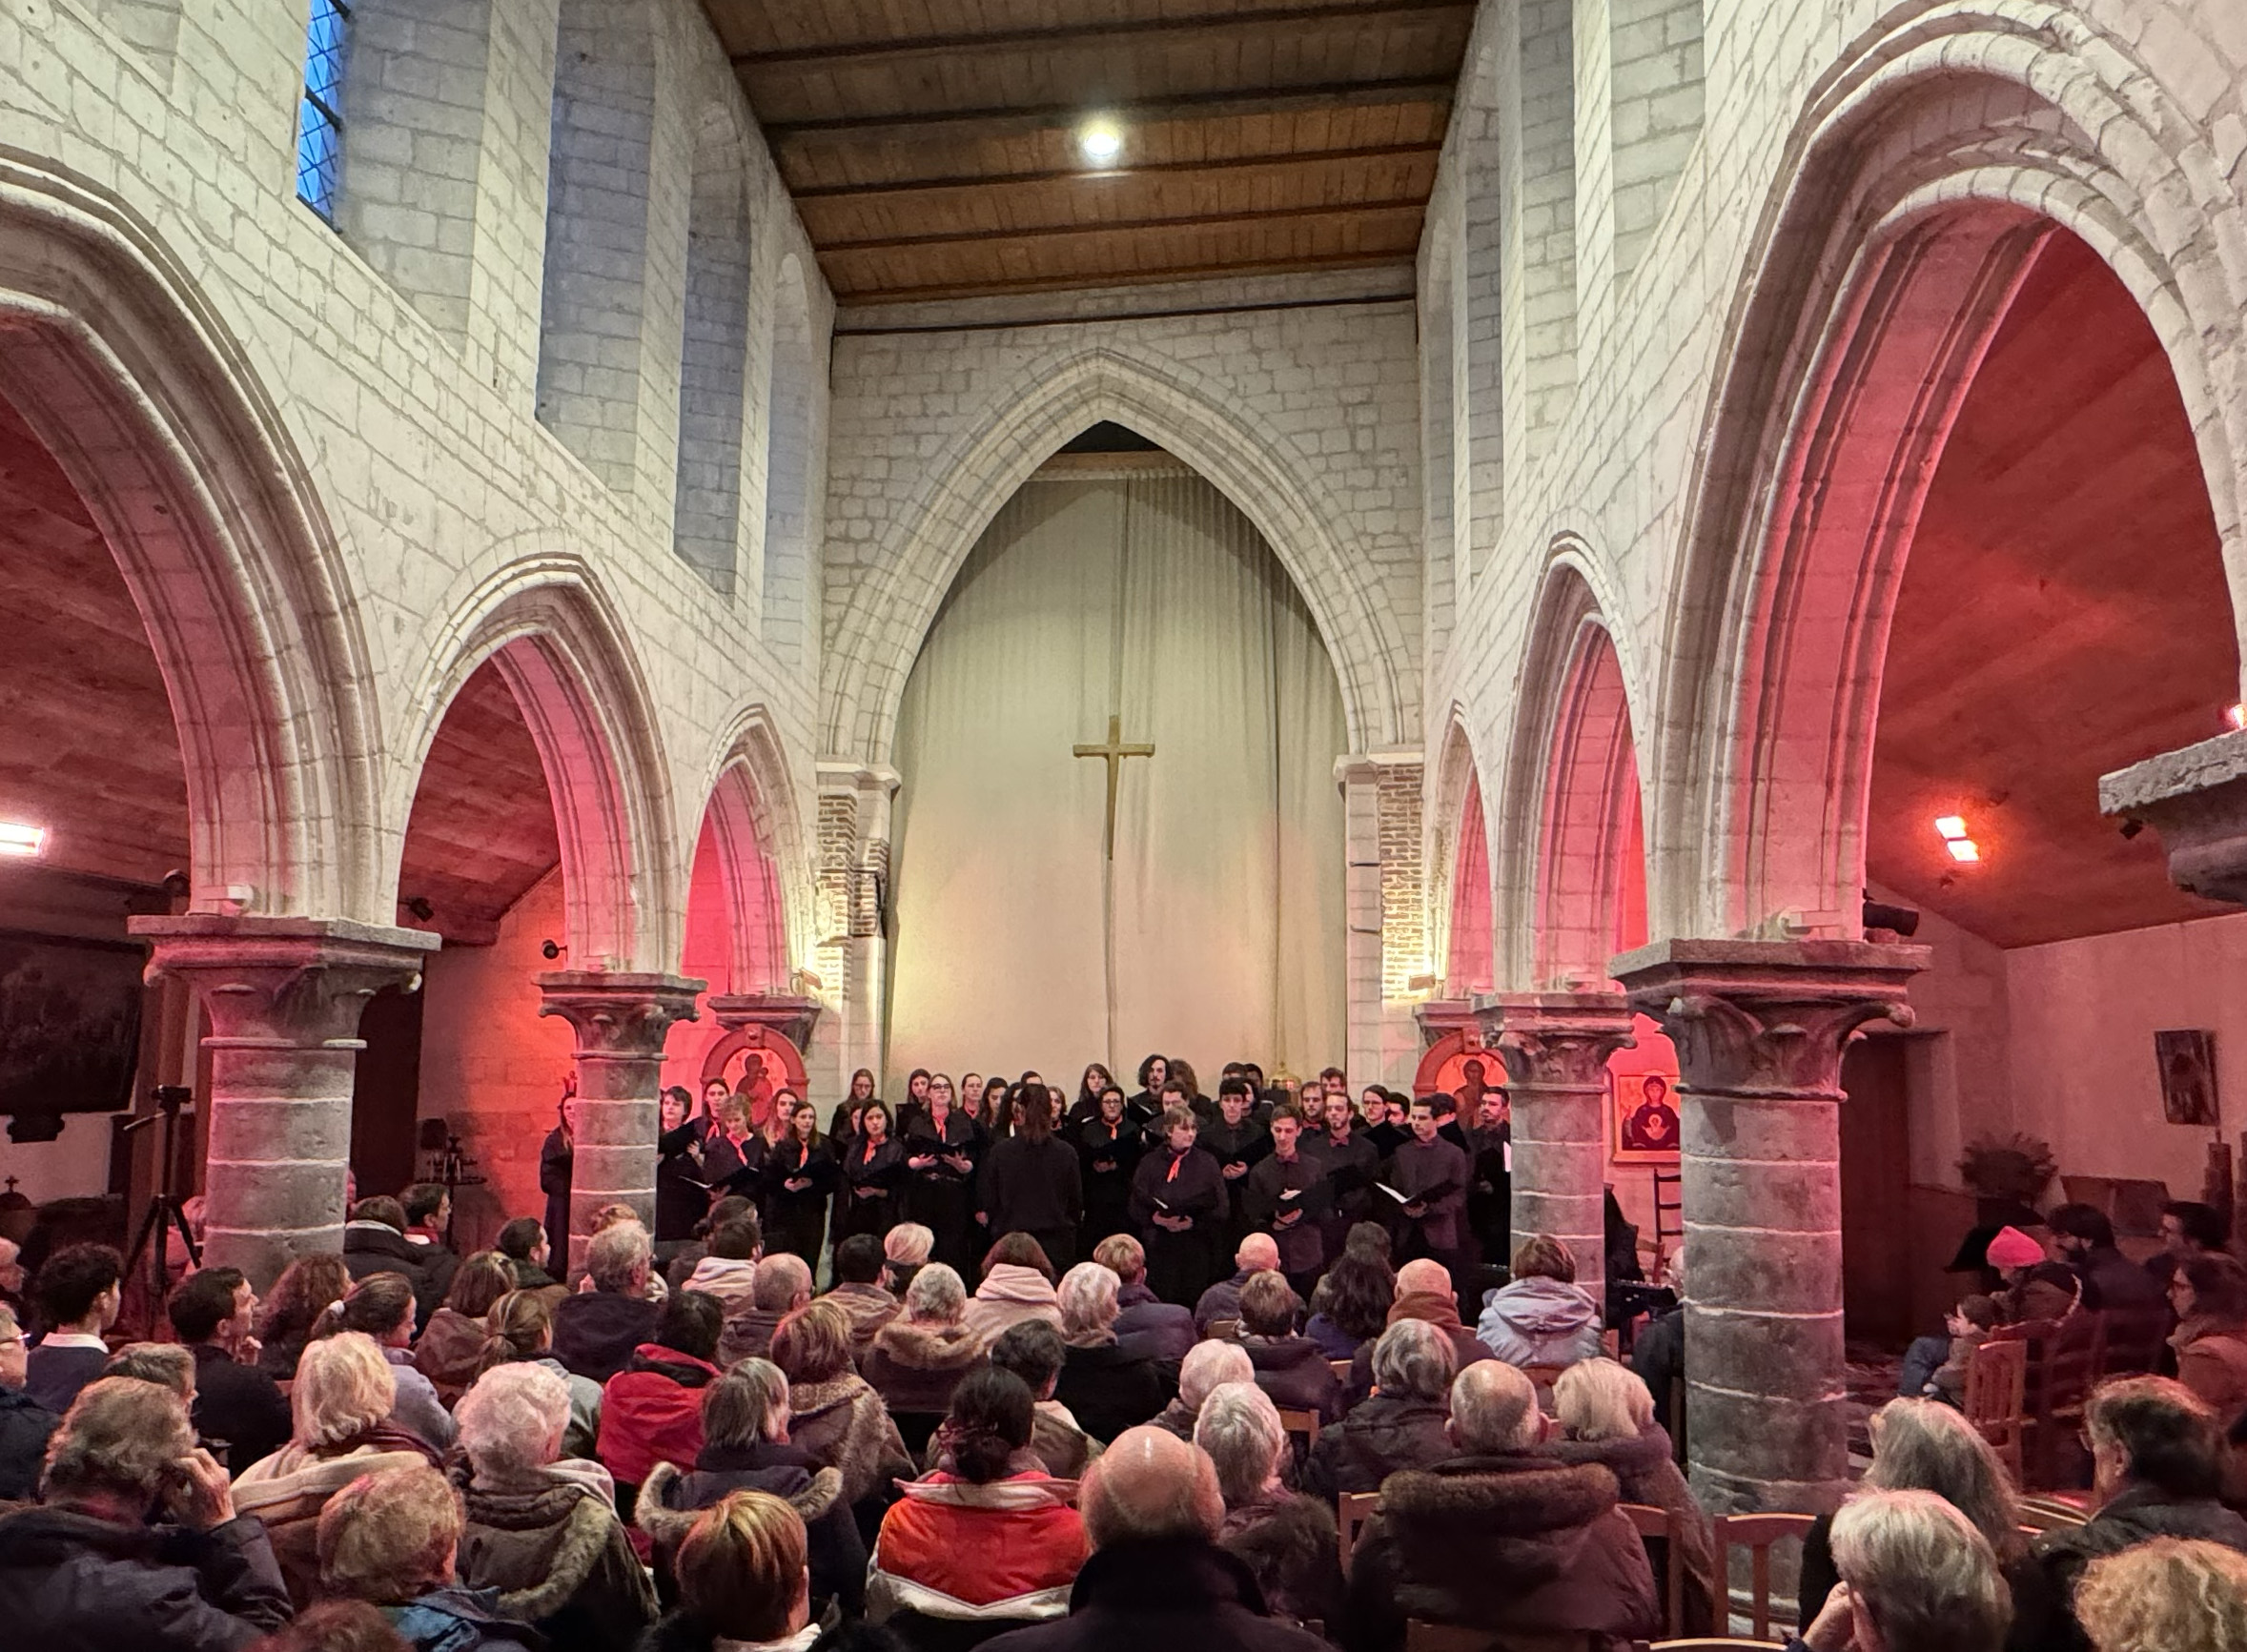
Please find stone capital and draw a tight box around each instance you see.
[1487,992,1637,1091]
[1609,938,1927,1098]
[705,991,821,1049]
[2100,729,2247,905]
[132,914,440,1043]
[536,971,705,1054]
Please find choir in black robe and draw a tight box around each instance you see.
[1385,1133,1471,1274]
[1467,1118,1512,1270]
[1199,1113,1272,1250]
[702,1128,766,1203]
[1304,1122,1379,1256]
[903,1110,983,1273]
[1245,1145,1331,1285]
[837,1134,908,1242]
[1130,1144,1226,1305]
[1077,1117,1145,1247]
[758,1136,837,1262]
[654,1117,712,1242]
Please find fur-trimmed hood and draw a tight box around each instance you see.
[457,1477,636,1622]
[869,1316,985,1371]
[1374,1454,1620,1590]
[633,1458,845,1550]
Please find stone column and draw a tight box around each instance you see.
[2099,729,2247,902]
[1338,750,1426,1088]
[131,915,441,1289]
[705,992,822,1050]
[537,971,702,1272]
[1609,938,1926,1516]
[1488,992,1636,1305]
[816,761,899,1088]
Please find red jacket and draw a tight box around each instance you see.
[598,1344,720,1489]
[873,1472,1086,1613]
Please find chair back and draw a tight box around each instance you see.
[1712,1512,1815,1641]
[1208,1317,1239,1342]
[1962,1336,2028,1482]
[1332,1357,1355,1381]
[1277,1405,1321,1446]
[1338,1489,1380,1572]
[2096,1304,2170,1378]
[1619,1502,1684,1639]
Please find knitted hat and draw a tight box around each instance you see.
[1984,1225,2046,1269]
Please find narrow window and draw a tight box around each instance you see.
[296,0,352,222]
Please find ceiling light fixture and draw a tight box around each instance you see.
[1933,816,1968,841]
[1077,117,1124,167]
[0,821,47,858]
[1947,838,1982,863]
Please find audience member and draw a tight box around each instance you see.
[863,1263,987,1418]
[257,1254,352,1383]
[171,1267,293,1475]
[827,1234,903,1357]
[342,1198,440,1327]
[1346,1257,1488,1404]
[1630,1246,1686,1459]
[2047,1205,2165,1313]
[475,1289,603,1458]
[1901,1292,1998,1406]
[884,1225,935,1300]
[1152,1339,1254,1439]
[991,1319,1104,1479]
[1052,1262,1168,1442]
[454,1362,656,1652]
[1985,1226,2079,1323]
[399,1183,461,1308]
[0,1376,292,1645]
[2075,1536,2247,1652]
[599,1289,725,1498]
[321,1272,456,1449]
[0,1301,56,1500]
[1195,1381,1345,1629]
[965,1234,1065,1346]
[664,1197,757,1294]
[412,1251,515,1405]
[1304,1247,1395,1360]
[496,1217,562,1295]
[771,1298,913,1509]
[1303,1317,1454,1499]
[248,1599,413,1652]
[553,1224,662,1384]
[1195,1234,1281,1338]
[2168,1254,2247,1427]
[637,1359,867,1620]
[1236,1272,1344,1425]
[1342,1359,1657,1652]
[1793,1488,2010,1652]
[2145,1200,2231,1289]
[1093,1234,1195,1360]
[24,1242,121,1413]
[723,1253,813,1368]
[682,1216,762,1320]
[643,1489,820,1652]
[317,1462,540,1650]
[1473,1234,1601,1369]
[103,1338,197,1397]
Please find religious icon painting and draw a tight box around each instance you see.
[1610,1066,1683,1163]
[2155,1029,2219,1127]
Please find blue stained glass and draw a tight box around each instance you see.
[295,0,351,222]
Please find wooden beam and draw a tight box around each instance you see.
[789,141,1443,202]
[828,250,1417,306]
[732,2,1476,71]
[820,195,1430,254]
[763,77,1456,144]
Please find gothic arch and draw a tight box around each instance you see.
[393,556,681,971]
[0,153,378,917]
[1656,3,2247,941]
[1426,711,1494,996]
[688,704,814,995]
[820,346,1412,765]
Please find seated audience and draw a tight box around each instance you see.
[682,1216,762,1317]
[1152,1339,1254,1439]
[1195,1381,1345,1629]
[1348,1258,1488,1403]
[496,1216,562,1295]
[1985,1226,2080,1324]
[341,1198,439,1327]
[319,1273,456,1449]
[2146,1200,2232,1289]
[1550,1357,1718,1636]
[863,1263,987,1418]
[599,1289,725,1499]
[0,1376,292,1645]
[454,1362,656,1652]
[1302,1317,1454,1499]
[248,1598,415,1651]
[2012,1377,2247,1651]
[171,1267,293,1476]
[1342,1359,1657,1652]
[1093,1234,1194,1361]
[317,1462,540,1650]
[475,1289,603,1459]
[553,1223,663,1384]
[643,1489,821,1652]
[0,1301,56,1500]
[1195,1234,1280,1338]
[637,1358,867,1620]
[665,1197,759,1294]
[257,1254,353,1383]
[2075,1536,2247,1652]
[24,1242,121,1414]
[827,1234,904,1358]
[1473,1234,1601,1370]
[234,1330,440,1604]
[1795,1396,2025,1634]
[1794,1488,2010,1652]
[869,1368,1088,1632]
[771,1298,914,1509]
[991,1320,1104,1479]
[399,1184,461,1306]
[979,1425,1328,1652]
[411,1251,515,1405]
[965,1234,1065,1347]
[1304,1248,1395,1361]
[1052,1262,1169,1442]
[1899,1292,1998,1406]
[886,1224,936,1299]
[724,1252,813,1369]
[2169,1254,2247,1427]
[1236,1272,1344,1425]
[2048,1203,2166,1313]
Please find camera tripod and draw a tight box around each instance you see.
[122,1084,201,1302]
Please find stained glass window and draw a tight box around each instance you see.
[295,0,350,221]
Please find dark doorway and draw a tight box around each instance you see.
[1841,1034,1914,1347]
[351,984,424,1198]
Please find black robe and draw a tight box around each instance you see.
[837,1135,908,1241]
[1245,1148,1331,1277]
[1078,1119,1145,1248]
[540,1127,573,1257]
[903,1111,983,1272]
[1130,1145,1226,1305]
[758,1137,836,1262]
[654,1118,713,1242]
[1198,1115,1272,1249]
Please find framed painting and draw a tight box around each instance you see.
[1610,1066,1682,1163]
[2155,1029,2219,1127]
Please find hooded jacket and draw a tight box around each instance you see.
[637,1450,866,1617]
[231,1436,438,1606]
[681,1255,759,1318]
[978,1537,1330,1652]
[1300,1391,1452,1499]
[1545,1422,1719,1636]
[1341,1453,1658,1652]
[964,1265,1065,1348]
[1474,1276,1603,1369]
[599,1344,722,1490]
[862,1317,988,1417]
[868,1469,1086,1622]
[415,1307,493,1404]
[455,1465,657,1652]
[1242,1335,1347,1424]
[0,1506,293,1651]
[785,1373,914,1507]
[386,1585,547,1652]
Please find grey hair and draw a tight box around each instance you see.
[885,1223,934,1266]
[1193,1381,1286,1507]
[1370,1318,1456,1402]
[456,1361,568,1479]
[905,1262,967,1322]
[1553,1358,1654,1444]
[1865,1398,2026,1562]
[1058,1262,1122,1341]
[585,1222,652,1294]
[293,1331,398,1449]
[1829,1487,2011,1652]
[1451,1359,1539,1452]
[1178,1339,1255,1411]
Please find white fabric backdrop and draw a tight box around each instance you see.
[887,458,1347,1089]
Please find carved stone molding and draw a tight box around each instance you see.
[1490,991,1637,1091]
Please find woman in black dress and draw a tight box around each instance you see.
[758,1091,835,1263]
[1130,1106,1225,1304]
[828,1068,877,1142]
[838,1099,908,1243]
[1077,1085,1143,1249]
[701,1087,766,1203]
[896,1068,933,1136]
[980,1073,1083,1270]
[1067,1062,1116,1128]
[654,1084,713,1244]
[904,1072,982,1273]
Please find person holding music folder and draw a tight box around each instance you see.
[1130,1106,1226,1305]
[1381,1098,1471,1285]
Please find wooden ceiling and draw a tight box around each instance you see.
[699,0,1472,303]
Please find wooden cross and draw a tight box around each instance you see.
[1072,713,1155,860]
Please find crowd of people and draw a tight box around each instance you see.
[0,1062,2245,1651]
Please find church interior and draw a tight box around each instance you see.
[7,0,2247,1637]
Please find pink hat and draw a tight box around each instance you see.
[1984,1225,2046,1270]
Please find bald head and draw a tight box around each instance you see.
[1080,1425,1224,1549]
[1236,1233,1280,1273]
[1452,1360,1541,1452]
[1396,1258,1452,1297]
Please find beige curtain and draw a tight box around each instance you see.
[887,458,1347,1089]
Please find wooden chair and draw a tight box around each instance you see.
[1620,1502,1684,1640]
[1338,1490,1379,1572]
[1963,1336,2029,1482]
[1521,1363,1568,1397]
[1277,1405,1321,1447]
[1332,1357,1355,1381]
[2096,1305,2170,1378]
[1650,1167,1684,1274]
[2033,1313,2104,1489]
[1713,1513,1815,1642]
[1208,1317,1239,1342]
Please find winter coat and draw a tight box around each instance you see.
[1304,1314,1364,1360]
[0,1506,293,1651]
[2173,1316,2247,1427]
[637,1449,867,1618]
[681,1255,760,1318]
[863,1317,988,1417]
[456,1465,658,1652]
[979,1537,1330,1652]
[1195,1270,1255,1338]
[2072,1244,2167,1313]
[553,1291,662,1385]
[1242,1334,1347,1424]
[1301,1391,1451,1499]
[1343,1292,1492,1406]
[869,1469,1087,1623]
[1052,1338,1171,1442]
[1475,1276,1603,1370]
[636,1617,818,1652]
[344,1222,442,1322]
[717,1305,788,1370]
[600,1344,722,1490]
[1029,1400,1104,1479]
[187,1345,292,1479]
[965,1265,1065,1349]
[0,1385,58,1501]
[785,1373,914,1507]
[1113,1280,1195,1361]
[824,1281,902,1359]
[1342,1453,1659,1652]
[2010,1482,2247,1652]
[416,1307,492,1404]
[981,1135,1085,1240]
[382,1343,459,1450]
[1221,1492,1346,1630]
[387,1584,548,1652]
[231,1436,438,1605]
[1546,1422,1719,1636]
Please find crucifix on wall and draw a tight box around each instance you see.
[1074,711,1154,1071]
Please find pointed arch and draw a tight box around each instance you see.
[1426,711,1494,996]
[689,704,814,994]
